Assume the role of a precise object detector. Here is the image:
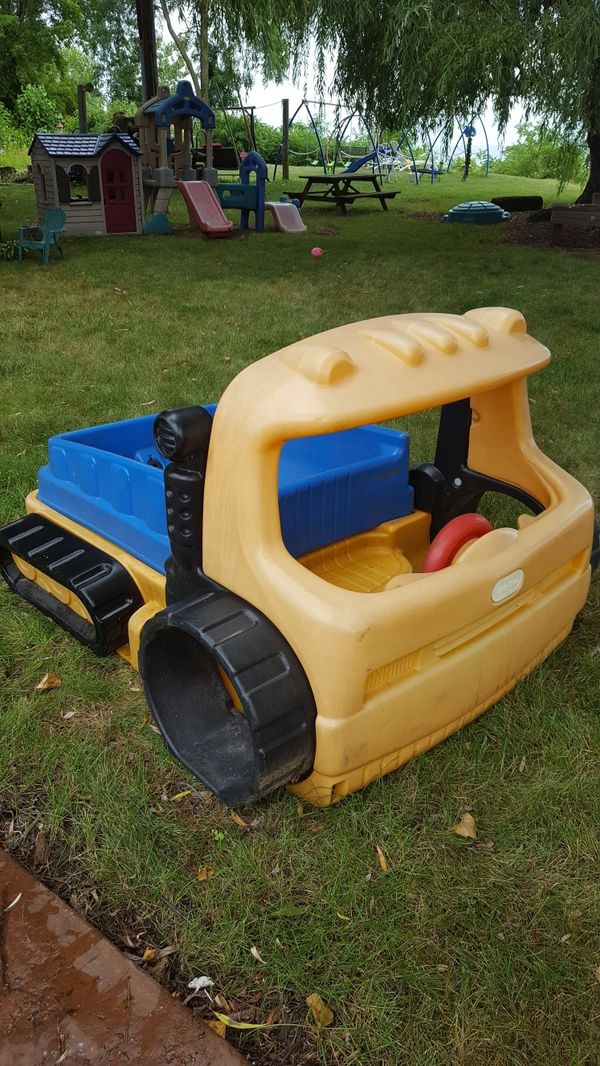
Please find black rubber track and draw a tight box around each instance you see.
[0,514,142,655]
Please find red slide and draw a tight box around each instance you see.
[177,181,234,239]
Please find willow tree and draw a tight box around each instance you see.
[313,0,600,201]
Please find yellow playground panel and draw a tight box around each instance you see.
[1,307,597,806]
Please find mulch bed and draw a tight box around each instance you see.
[503,211,600,252]
[408,208,600,253]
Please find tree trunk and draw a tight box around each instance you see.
[577,128,600,203]
[199,0,214,177]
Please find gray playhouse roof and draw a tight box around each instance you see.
[30,133,142,157]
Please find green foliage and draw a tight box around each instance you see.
[0,238,18,260]
[495,123,588,187]
[0,101,26,152]
[311,0,600,196]
[42,46,100,121]
[0,0,82,111]
[14,84,59,137]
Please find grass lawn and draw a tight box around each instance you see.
[1,170,599,1065]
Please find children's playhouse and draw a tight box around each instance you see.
[29,133,145,236]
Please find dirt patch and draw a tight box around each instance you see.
[0,821,327,1066]
[0,851,245,1065]
[503,211,600,252]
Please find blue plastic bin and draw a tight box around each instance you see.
[37,408,412,571]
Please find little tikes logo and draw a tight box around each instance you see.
[491,569,524,604]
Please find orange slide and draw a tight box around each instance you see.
[177,181,234,239]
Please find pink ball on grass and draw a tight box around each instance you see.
[311,246,323,257]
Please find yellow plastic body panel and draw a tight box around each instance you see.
[199,308,594,804]
[20,309,595,806]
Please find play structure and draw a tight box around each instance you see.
[272,101,490,186]
[1,308,596,807]
[29,133,145,236]
[138,85,305,237]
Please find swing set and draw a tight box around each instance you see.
[273,99,490,184]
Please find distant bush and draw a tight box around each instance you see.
[0,104,28,154]
[15,85,59,138]
[494,123,587,186]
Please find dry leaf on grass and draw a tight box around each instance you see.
[197,866,214,882]
[376,844,388,872]
[595,966,600,983]
[296,802,305,817]
[230,811,250,829]
[36,672,61,692]
[213,1012,269,1031]
[171,790,192,802]
[62,711,76,721]
[336,913,351,922]
[518,755,526,773]
[33,830,49,867]
[250,945,266,964]
[141,947,156,962]
[306,992,334,1028]
[451,812,478,840]
[207,1019,227,1038]
[154,944,178,960]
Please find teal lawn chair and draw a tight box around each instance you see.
[18,208,66,265]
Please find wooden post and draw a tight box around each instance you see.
[282,98,290,180]
[77,85,87,134]
[77,83,93,134]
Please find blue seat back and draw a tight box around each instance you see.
[43,208,66,236]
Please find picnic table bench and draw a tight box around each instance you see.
[288,173,399,214]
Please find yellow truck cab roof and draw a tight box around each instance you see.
[217,307,550,437]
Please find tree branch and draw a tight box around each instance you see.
[158,0,201,97]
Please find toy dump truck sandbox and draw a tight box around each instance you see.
[1,308,597,806]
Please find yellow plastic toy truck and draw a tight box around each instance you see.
[1,307,597,806]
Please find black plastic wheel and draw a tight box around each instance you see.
[139,583,317,805]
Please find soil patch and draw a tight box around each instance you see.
[503,211,600,252]
[0,825,324,1066]
[0,851,245,1066]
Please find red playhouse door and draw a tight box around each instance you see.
[101,149,137,233]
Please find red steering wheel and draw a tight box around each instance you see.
[424,513,493,572]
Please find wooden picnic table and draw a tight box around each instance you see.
[290,172,399,214]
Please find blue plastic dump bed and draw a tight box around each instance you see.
[37,408,412,573]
